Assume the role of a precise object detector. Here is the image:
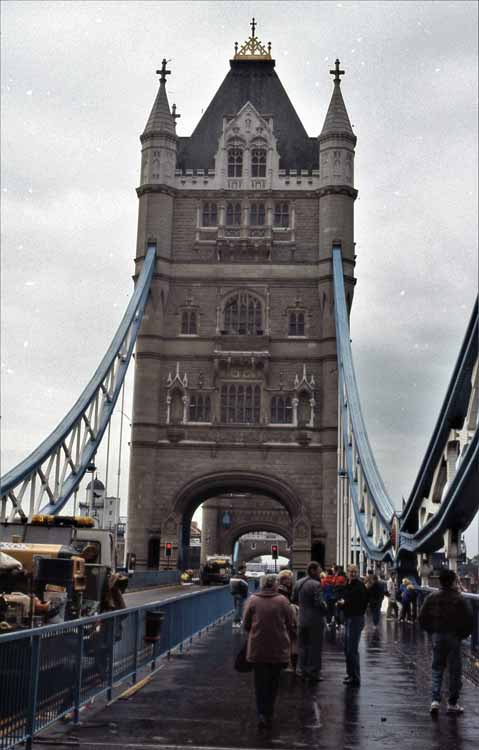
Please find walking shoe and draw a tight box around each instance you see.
[446,703,464,714]
[430,701,440,714]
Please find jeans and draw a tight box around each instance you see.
[386,600,399,618]
[431,633,462,704]
[233,595,244,624]
[370,603,381,626]
[298,621,324,678]
[344,615,364,682]
[253,663,284,719]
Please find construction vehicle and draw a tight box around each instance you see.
[0,515,120,629]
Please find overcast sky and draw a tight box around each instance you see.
[1,1,478,554]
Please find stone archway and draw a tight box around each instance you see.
[170,470,311,572]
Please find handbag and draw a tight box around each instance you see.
[234,641,253,673]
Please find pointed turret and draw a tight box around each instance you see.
[142,70,176,138]
[318,58,357,270]
[138,59,177,190]
[319,69,356,143]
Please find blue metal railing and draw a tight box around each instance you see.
[0,585,235,750]
[332,246,395,558]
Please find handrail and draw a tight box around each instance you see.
[333,246,396,529]
[0,244,156,518]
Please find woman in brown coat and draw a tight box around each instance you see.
[243,574,294,730]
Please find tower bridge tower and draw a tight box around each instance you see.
[127,23,357,571]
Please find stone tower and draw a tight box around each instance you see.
[127,25,357,572]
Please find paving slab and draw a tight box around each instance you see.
[36,616,479,750]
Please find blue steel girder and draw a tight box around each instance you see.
[399,298,478,555]
[333,246,396,562]
[0,243,157,520]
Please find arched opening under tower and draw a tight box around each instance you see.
[170,471,306,572]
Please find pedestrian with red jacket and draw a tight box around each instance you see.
[243,574,294,731]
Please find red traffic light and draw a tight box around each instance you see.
[271,544,278,559]
[165,542,172,557]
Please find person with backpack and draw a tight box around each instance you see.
[229,565,249,630]
[419,568,473,714]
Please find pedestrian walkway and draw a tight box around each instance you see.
[37,616,479,750]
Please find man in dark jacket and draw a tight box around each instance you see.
[337,565,369,687]
[229,565,249,629]
[292,561,327,685]
[419,568,473,714]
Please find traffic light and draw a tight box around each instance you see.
[271,544,278,560]
[165,542,172,557]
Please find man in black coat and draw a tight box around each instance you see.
[419,568,473,714]
[337,565,369,687]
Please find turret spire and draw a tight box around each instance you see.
[319,58,355,143]
[142,59,175,138]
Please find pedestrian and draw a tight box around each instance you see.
[419,568,473,714]
[366,574,385,628]
[277,569,299,671]
[292,561,327,685]
[399,578,418,622]
[243,574,294,730]
[386,572,399,620]
[229,565,249,630]
[333,566,347,627]
[321,567,337,626]
[337,565,369,687]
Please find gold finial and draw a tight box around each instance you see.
[330,58,345,84]
[233,18,272,61]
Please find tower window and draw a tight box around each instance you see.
[223,292,263,335]
[189,394,211,422]
[250,202,266,226]
[251,149,267,177]
[270,396,293,424]
[202,202,218,227]
[226,202,242,226]
[288,311,305,336]
[228,148,243,177]
[181,310,198,335]
[274,203,289,227]
[220,384,261,424]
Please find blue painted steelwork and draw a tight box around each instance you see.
[333,246,395,559]
[0,244,156,520]
[399,300,478,554]
[0,584,239,750]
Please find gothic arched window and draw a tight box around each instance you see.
[181,310,197,335]
[202,202,218,227]
[228,148,243,177]
[223,292,263,335]
[274,202,289,227]
[226,202,242,226]
[288,311,305,336]
[189,394,211,422]
[170,389,184,424]
[270,396,293,424]
[220,384,261,424]
[250,202,266,226]
[251,148,267,177]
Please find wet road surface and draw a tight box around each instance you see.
[37,615,479,750]
[124,584,203,608]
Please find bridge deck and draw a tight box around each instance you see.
[38,615,479,750]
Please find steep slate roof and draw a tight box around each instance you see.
[177,59,318,171]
